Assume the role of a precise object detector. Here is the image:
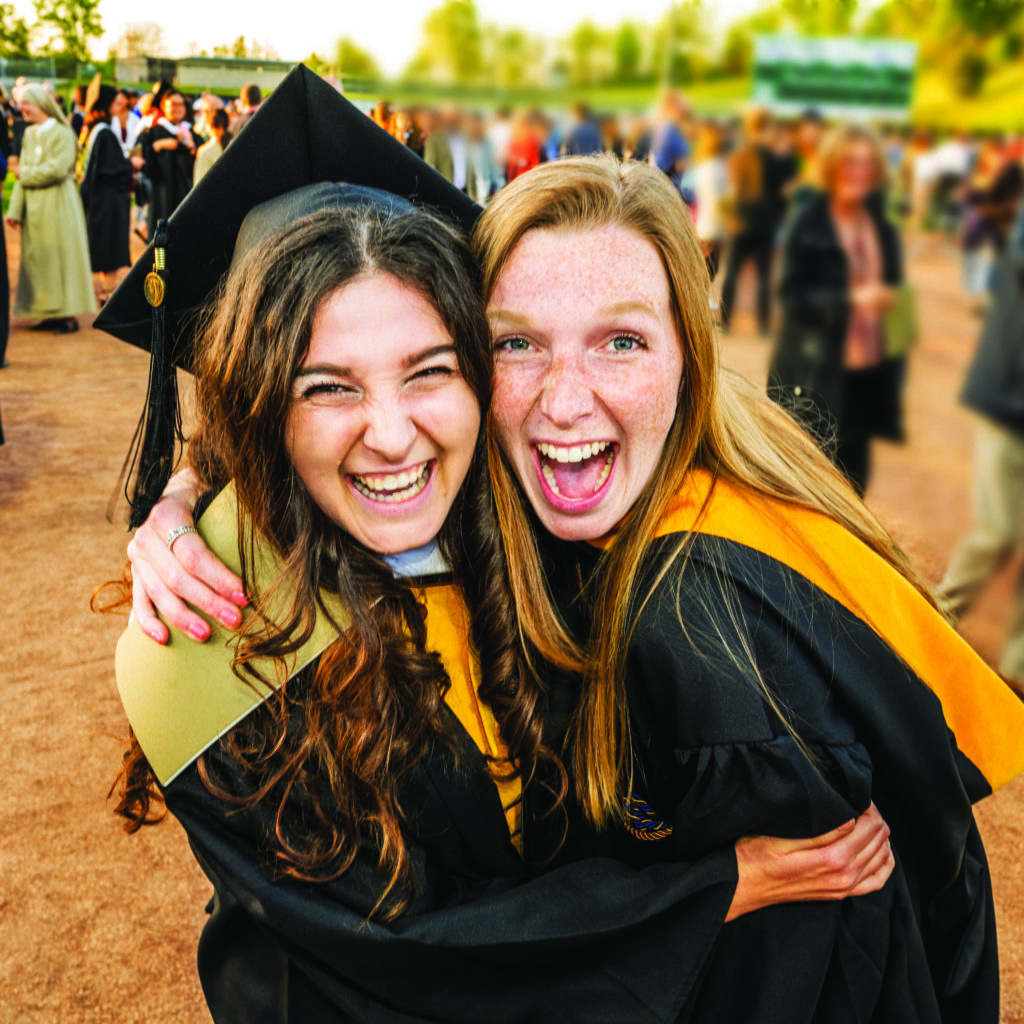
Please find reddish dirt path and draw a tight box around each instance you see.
[0,222,1021,1023]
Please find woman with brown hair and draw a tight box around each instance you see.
[102,72,896,1021]
[770,124,904,496]
[79,81,133,305]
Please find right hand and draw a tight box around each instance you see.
[127,468,246,644]
[726,803,894,922]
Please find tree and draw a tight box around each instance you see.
[613,22,643,81]
[111,21,166,59]
[0,2,31,55]
[335,37,380,79]
[776,0,858,35]
[231,35,247,58]
[33,0,103,61]
[566,21,611,86]
[406,0,483,83]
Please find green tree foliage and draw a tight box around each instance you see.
[482,26,546,89]
[33,0,102,61]
[775,0,858,35]
[111,21,166,59]
[335,37,380,79]
[406,0,483,84]
[613,22,643,81]
[948,0,1020,37]
[567,21,612,86]
[0,2,31,55]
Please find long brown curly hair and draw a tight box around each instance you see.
[110,206,561,918]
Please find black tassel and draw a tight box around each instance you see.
[117,220,183,529]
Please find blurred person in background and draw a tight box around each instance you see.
[232,83,262,134]
[623,113,652,162]
[426,105,474,196]
[940,203,1024,698]
[506,109,542,182]
[464,109,499,204]
[770,124,904,497]
[0,93,10,372]
[113,88,142,155]
[393,107,424,158]
[193,108,231,185]
[792,108,826,207]
[961,136,1004,310]
[720,107,793,336]
[649,89,691,195]
[562,101,602,157]
[370,99,393,134]
[192,92,224,141]
[69,83,87,138]
[688,120,730,283]
[600,113,623,160]
[486,107,512,188]
[80,81,133,307]
[142,90,200,239]
[5,85,94,335]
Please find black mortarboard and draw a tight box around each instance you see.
[96,63,482,527]
[84,73,117,118]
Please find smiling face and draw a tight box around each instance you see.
[489,225,683,542]
[830,139,882,207]
[285,272,481,555]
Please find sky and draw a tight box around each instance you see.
[10,0,765,75]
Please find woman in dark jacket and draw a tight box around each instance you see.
[769,124,904,496]
[80,82,133,305]
[140,90,199,237]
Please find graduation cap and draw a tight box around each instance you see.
[96,63,483,528]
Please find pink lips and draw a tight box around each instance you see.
[347,460,437,518]
[532,444,617,514]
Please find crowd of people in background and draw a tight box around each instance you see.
[1,73,1022,690]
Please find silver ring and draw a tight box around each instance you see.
[166,524,199,553]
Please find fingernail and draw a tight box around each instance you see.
[220,608,241,628]
[147,630,166,645]
[189,623,210,641]
[232,591,248,607]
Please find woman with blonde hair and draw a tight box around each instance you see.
[127,141,1022,1019]
[771,123,903,496]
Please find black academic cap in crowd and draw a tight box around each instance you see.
[84,73,118,118]
[95,62,483,527]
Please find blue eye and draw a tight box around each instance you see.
[497,336,531,352]
[610,334,644,352]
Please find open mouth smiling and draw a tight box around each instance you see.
[534,442,617,503]
[350,461,433,503]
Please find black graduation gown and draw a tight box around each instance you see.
[119,485,743,1024]
[80,125,132,272]
[142,123,198,236]
[540,470,1024,1024]
[157,577,745,1024]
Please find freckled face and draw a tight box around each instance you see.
[489,225,683,542]
[285,273,481,554]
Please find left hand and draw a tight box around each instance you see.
[726,802,894,922]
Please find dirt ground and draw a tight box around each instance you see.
[0,221,1022,1023]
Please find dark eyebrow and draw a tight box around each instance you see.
[293,345,457,380]
[401,344,457,370]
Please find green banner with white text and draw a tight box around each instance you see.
[753,36,917,119]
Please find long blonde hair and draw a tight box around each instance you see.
[475,156,933,826]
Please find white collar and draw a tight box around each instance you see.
[384,538,449,578]
[38,117,58,132]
